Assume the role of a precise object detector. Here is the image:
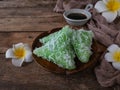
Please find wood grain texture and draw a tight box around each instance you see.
[0,8,66,32]
[0,32,40,54]
[0,0,56,8]
[0,0,120,89]
[0,54,115,90]
[0,17,65,32]
[0,0,65,32]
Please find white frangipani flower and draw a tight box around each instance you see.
[5,43,33,67]
[95,0,120,23]
[105,44,120,70]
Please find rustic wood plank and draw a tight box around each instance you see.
[0,54,115,90]
[0,7,56,17]
[0,7,66,32]
[0,15,66,32]
[0,0,56,8]
[0,32,40,54]
[0,1,66,32]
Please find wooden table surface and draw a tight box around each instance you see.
[0,0,119,90]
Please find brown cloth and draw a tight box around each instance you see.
[88,9,120,47]
[54,0,120,87]
[54,0,98,12]
[88,9,120,87]
[94,53,120,87]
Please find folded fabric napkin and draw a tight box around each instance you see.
[88,9,120,87]
[88,9,120,47]
[54,0,120,87]
[94,53,120,87]
[54,0,98,12]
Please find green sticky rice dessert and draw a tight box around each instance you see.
[33,25,94,70]
[39,26,71,44]
[33,26,76,70]
[39,31,59,44]
[72,29,93,63]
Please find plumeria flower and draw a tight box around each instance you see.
[105,44,120,70]
[5,43,33,67]
[95,0,120,23]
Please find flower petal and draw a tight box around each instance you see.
[95,1,108,13]
[103,0,109,4]
[107,44,119,52]
[102,11,117,23]
[14,43,24,48]
[118,10,120,16]
[23,43,33,62]
[5,48,14,58]
[112,62,120,70]
[24,50,33,62]
[104,53,114,62]
[24,43,31,51]
[12,58,24,67]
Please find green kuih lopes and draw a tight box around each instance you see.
[72,29,94,63]
[39,26,71,44]
[39,30,59,44]
[33,26,76,70]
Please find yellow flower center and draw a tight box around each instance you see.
[14,47,26,59]
[113,50,120,62]
[106,0,120,12]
